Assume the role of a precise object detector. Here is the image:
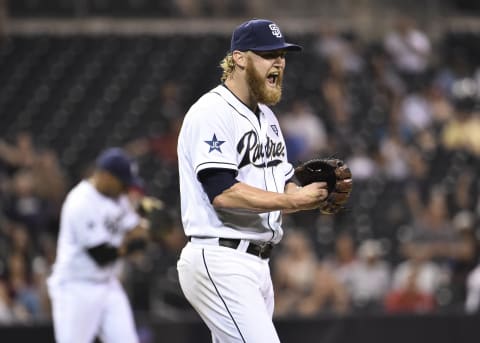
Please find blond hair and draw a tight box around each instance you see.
[220,53,236,82]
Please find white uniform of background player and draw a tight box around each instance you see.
[177,19,328,342]
[47,148,143,343]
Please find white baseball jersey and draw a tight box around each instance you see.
[47,180,140,343]
[49,180,140,283]
[177,84,294,244]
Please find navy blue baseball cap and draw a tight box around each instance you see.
[231,19,302,52]
[95,147,142,187]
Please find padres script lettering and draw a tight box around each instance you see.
[237,130,285,168]
[104,212,126,235]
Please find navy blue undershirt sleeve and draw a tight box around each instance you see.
[198,168,239,203]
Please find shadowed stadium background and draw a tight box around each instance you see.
[1,1,480,342]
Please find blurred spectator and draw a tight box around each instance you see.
[149,220,190,318]
[442,110,480,157]
[31,254,51,320]
[384,16,431,90]
[403,147,432,219]
[323,231,358,290]
[367,44,406,99]
[158,81,184,120]
[279,99,328,162]
[391,253,443,299]
[8,252,42,320]
[435,48,474,99]
[125,81,183,166]
[6,224,40,319]
[401,187,466,264]
[475,67,480,91]
[413,127,440,158]
[0,280,14,323]
[464,212,480,313]
[348,240,391,312]
[273,230,349,317]
[4,170,49,240]
[8,222,34,259]
[125,116,182,167]
[31,149,68,217]
[398,186,477,310]
[449,211,478,307]
[345,140,378,182]
[0,132,36,174]
[449,169,476,214]
[398,80,434,139]
[321,57,352,129]
[0,133,66,238]
[272,229,317,316]
[426,82,454,125]
[36,233,56,270]
[384,259,437,313]
[379,130,410,181]
[122,212,192,320]
[313,26,364,74]
[465,265,480,313]
[441,78,480,156]
[0,133,68,322]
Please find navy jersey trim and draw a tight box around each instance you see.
[210,91,260,136]
[210,89,275,239]
[202,249,246,343]
[262,168,275,240]
[220,84,256,115]
[284,165,294,177]
[195,161,237,174]
[270,167,281,241]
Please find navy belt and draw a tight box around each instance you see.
[188,237,273,259]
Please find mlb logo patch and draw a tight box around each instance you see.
[271,125,279,136]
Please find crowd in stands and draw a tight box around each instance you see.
[0,15,480,324]
[0,132,66,322]
[274,16,480,317]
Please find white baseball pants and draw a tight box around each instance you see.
[177,240,280,343]
[48,278,138,343]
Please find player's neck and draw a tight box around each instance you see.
[89,175,117,199]
[224,79,258,112]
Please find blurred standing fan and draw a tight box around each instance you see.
[451,78,480,112]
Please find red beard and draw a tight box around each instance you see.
[245,57,283,106]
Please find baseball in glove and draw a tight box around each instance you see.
[294,158,352,214]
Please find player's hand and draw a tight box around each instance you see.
[289,182,328,211]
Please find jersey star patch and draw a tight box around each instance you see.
[205,134,225,153]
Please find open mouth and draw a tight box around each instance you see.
[267,72,279,86]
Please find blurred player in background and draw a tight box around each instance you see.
[47,147,151,343]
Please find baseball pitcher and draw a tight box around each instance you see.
[177,19,352,342]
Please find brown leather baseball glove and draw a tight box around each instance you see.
[294,158,353,214]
